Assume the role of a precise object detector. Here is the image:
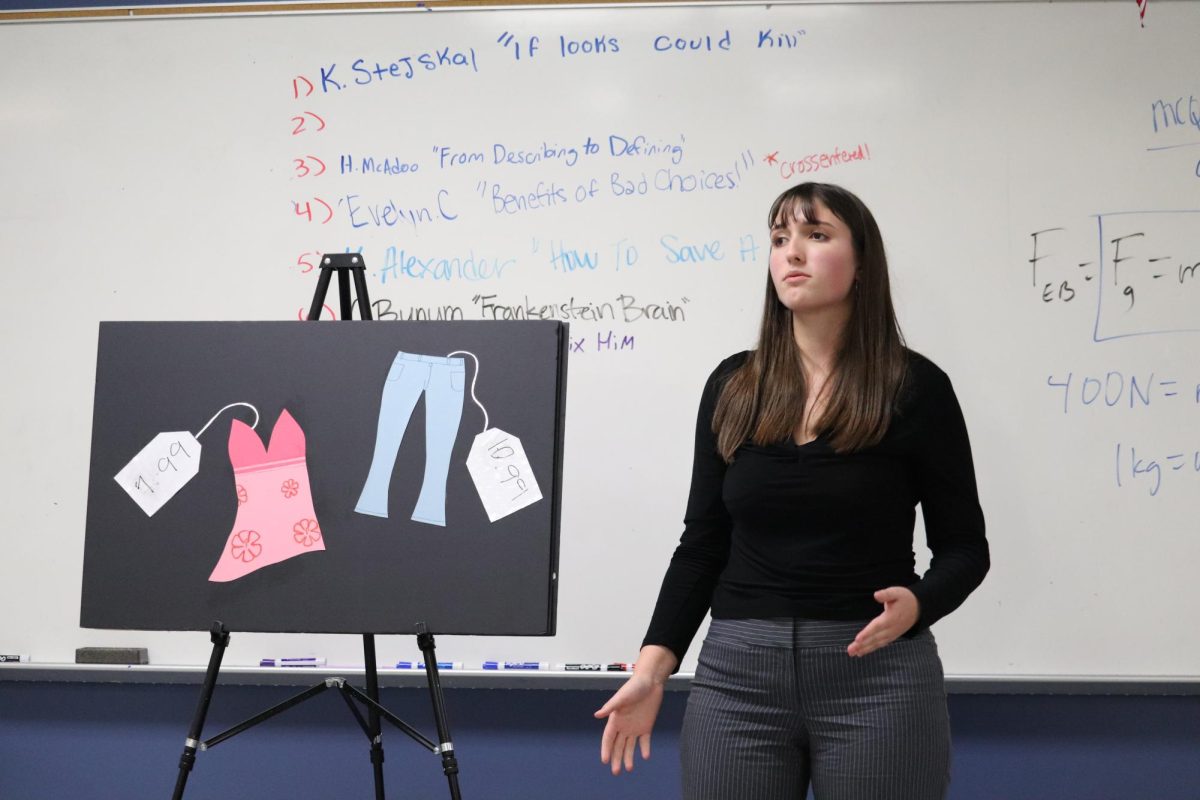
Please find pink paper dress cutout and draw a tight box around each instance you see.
[209,409,325,582]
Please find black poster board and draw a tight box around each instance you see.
[81,321,567,635]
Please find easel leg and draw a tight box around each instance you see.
[171,621,229,800]
[306,267,334,320]
[338,268,354,321]
[417,623,463,800]
[363,633,386,800]
[352,264,374,319]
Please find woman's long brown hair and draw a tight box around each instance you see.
[713,183,908,460]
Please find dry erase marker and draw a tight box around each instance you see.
[0,654,30,663]
[606,662,633,672]
[482,661,549,670]
[395,661,463,670]
[558,663,603,671]
[260,657,326,667]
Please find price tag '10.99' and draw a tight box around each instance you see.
[466,428,542,522]
[114,432,202,516]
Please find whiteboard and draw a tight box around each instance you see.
[1,0,1197,679]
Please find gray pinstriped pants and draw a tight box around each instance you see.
[681,618,950,800]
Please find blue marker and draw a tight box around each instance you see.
[260,657,326,667]
[482,661,549,671]
[0,654,31,663]
[395,661,463,670]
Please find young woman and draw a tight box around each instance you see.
[595,182,989,799]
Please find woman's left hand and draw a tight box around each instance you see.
[847,586,920,657]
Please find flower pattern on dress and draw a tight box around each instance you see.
[293,518,321,547]
[281,478,300,499]
[231,530,262,562]
[236,484,248,505]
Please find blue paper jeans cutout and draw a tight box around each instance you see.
[356,352,466,526]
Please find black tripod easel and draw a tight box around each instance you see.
[171,253,462,800]
[308,251,375,322]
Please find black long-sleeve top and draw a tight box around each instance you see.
[642,350,990,662]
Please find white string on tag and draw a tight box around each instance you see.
[195,402,260,439]
[115,401,259,517]
[447,350,542,521]
[446,350,489,432]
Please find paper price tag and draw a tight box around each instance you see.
[466,428,542,522]
[113,432,202,516]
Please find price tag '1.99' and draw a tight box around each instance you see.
[114,432,202,517]
[466,428,542,523]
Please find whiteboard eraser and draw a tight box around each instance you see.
[75,647,149,665]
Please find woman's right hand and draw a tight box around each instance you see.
[594,645,678,776]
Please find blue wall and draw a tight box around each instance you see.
[2,681,1199,798]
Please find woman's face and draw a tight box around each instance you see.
[768,198,858,317]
